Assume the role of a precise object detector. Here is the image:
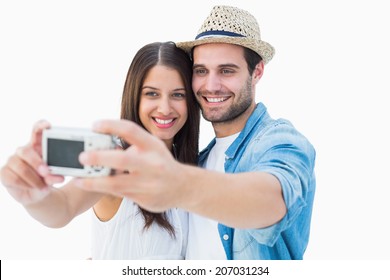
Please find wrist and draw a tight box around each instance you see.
[22,186,53,208]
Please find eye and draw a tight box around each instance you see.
[194,68,207,75]
[144,91,159,97]
[172,92,186,99]
[221,68,235,74]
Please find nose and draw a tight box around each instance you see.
[204,73,222,93]
[157,96,172,115]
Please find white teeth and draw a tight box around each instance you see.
[206,97,227,103]
[155,118,174,124]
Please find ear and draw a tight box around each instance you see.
[252,61,264,85]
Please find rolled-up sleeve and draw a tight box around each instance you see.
[243,121,316,246]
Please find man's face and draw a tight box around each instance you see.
[192,43,255,124]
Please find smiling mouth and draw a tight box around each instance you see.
[204,96,230,103]
[153,118,175,125]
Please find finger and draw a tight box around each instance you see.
[37,165,65,185]
[74,174,168,213]
[29,120,51,153]
[10,148,64,189]
[3,155,47,189]
[0,166,33,191]
[16,145,45,171]
[79,149,138,171]
[73,173,138,196]
[17,142,65,186]
[92,119,164,151]
[43,175,65,185]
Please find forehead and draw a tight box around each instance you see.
[193,43,245,64]
[144,65,183,85]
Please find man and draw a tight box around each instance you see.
[76,5,316,259]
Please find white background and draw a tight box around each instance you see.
[1,0,389,260]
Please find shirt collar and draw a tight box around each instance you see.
[225,102,267,159]
[199,103,267,162]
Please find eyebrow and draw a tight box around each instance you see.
[193,64,204,69]
[142,86,186,91]
[193,63,240,69]
[142,86,158,90]
[219,63,240,69]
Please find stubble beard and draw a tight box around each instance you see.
[200,79,253,124]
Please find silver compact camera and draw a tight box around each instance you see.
[42,127,116,177]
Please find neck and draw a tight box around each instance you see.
[162,139,174,151]
[163,139,178,159]
[212,103,255,138]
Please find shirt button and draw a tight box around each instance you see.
[223,234,229,241]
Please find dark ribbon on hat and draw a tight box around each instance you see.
[195,30,245,40]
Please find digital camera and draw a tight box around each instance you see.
[42,127,116,177]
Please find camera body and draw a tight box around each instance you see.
[42,127,116,177]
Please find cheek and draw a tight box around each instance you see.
[175,102,188,123]
[139,98,155,114]
[138,101,152,125]
[225,77,246,93]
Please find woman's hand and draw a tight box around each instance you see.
[0,120,64,206]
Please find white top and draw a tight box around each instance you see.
[186,132,240,259]
[91,198,188,260]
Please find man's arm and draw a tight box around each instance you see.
[179,167,286,229]
[75,119,286,229]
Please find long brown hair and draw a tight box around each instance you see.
[120,42,200,236]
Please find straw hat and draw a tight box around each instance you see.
[177,5,274,64]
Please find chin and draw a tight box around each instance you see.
[155,133,175,142]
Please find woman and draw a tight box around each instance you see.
[91,42,200,259]
[0,42,200,259]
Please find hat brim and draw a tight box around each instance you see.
[177,37,275,64]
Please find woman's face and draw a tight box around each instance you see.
[139,65,188,148]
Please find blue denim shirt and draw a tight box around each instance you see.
[198,103,316,260]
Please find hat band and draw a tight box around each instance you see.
[195,30,245,40]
